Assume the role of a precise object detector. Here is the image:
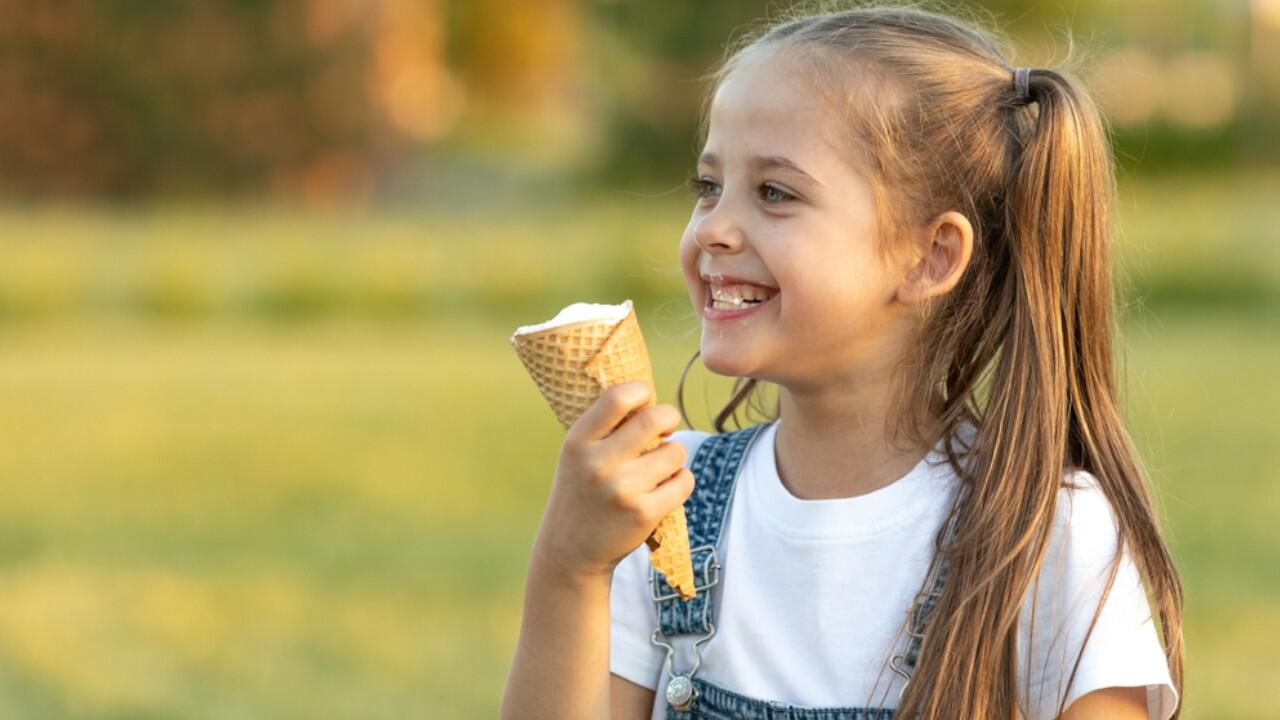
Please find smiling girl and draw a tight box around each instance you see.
[501,5,1183,719]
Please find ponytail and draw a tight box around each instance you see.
[1001,67,1186,717]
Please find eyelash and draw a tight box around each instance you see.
[684,173,796,204]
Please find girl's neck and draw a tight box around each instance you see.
[773,381,942,501]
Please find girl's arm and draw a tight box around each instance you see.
[1057,686,1148,719]
[499,552,614,720]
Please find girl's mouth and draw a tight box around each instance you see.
[704,289,778,321]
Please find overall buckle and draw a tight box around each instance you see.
[649,545,720,602]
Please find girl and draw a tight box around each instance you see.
[501,4,1183,720]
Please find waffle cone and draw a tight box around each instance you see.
[510,301,696,600]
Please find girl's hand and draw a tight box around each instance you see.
[531,380,693,585]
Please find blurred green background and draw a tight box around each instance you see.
[0,1,1276,718]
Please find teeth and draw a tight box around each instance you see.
[710,295,771,311]
[708,283,777,303]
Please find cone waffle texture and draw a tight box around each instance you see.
[510,302,696,600]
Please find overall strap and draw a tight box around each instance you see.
[650,423,767,637]
[896,484,968,675]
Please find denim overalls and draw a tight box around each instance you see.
[649,423,954,720]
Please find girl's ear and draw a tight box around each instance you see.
[895,210,974,305]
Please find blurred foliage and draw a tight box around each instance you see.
[0,0,384,199]
[0,0,1274,201]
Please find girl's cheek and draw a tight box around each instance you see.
[679,236,700,278]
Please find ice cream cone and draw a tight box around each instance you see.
[510,300,696,600]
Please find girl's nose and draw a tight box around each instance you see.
[693,199,746,254]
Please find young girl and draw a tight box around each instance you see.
[501,5,1183,719]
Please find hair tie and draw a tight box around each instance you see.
[1012,67,1031,104]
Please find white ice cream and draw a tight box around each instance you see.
[511,299,632,337]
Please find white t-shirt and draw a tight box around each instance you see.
[610,420,1178,720]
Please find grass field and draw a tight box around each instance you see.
[0,174,1277,718]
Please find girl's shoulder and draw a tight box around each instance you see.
[1022,469,1179,719]
[1044,468,1127,571]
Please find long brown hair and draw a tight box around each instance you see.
[674,3,1184,717]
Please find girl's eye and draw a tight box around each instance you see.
[685,173,719,200]
[685,174,795,205]
[760,184,795,204]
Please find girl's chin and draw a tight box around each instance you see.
[698,346,758,378]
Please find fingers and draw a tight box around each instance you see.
[639,467,696,522]
[614,442,693,527]
[609,402,683,459]
[621,439,688,494]
[571,380,653,443]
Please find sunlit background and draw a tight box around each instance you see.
[0,1,1276,718]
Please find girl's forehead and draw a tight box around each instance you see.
[704,59,842,174]
[711,57,821,128]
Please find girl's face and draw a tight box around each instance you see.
[679,53,915,390]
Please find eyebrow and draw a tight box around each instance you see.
[697,152,823,187]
